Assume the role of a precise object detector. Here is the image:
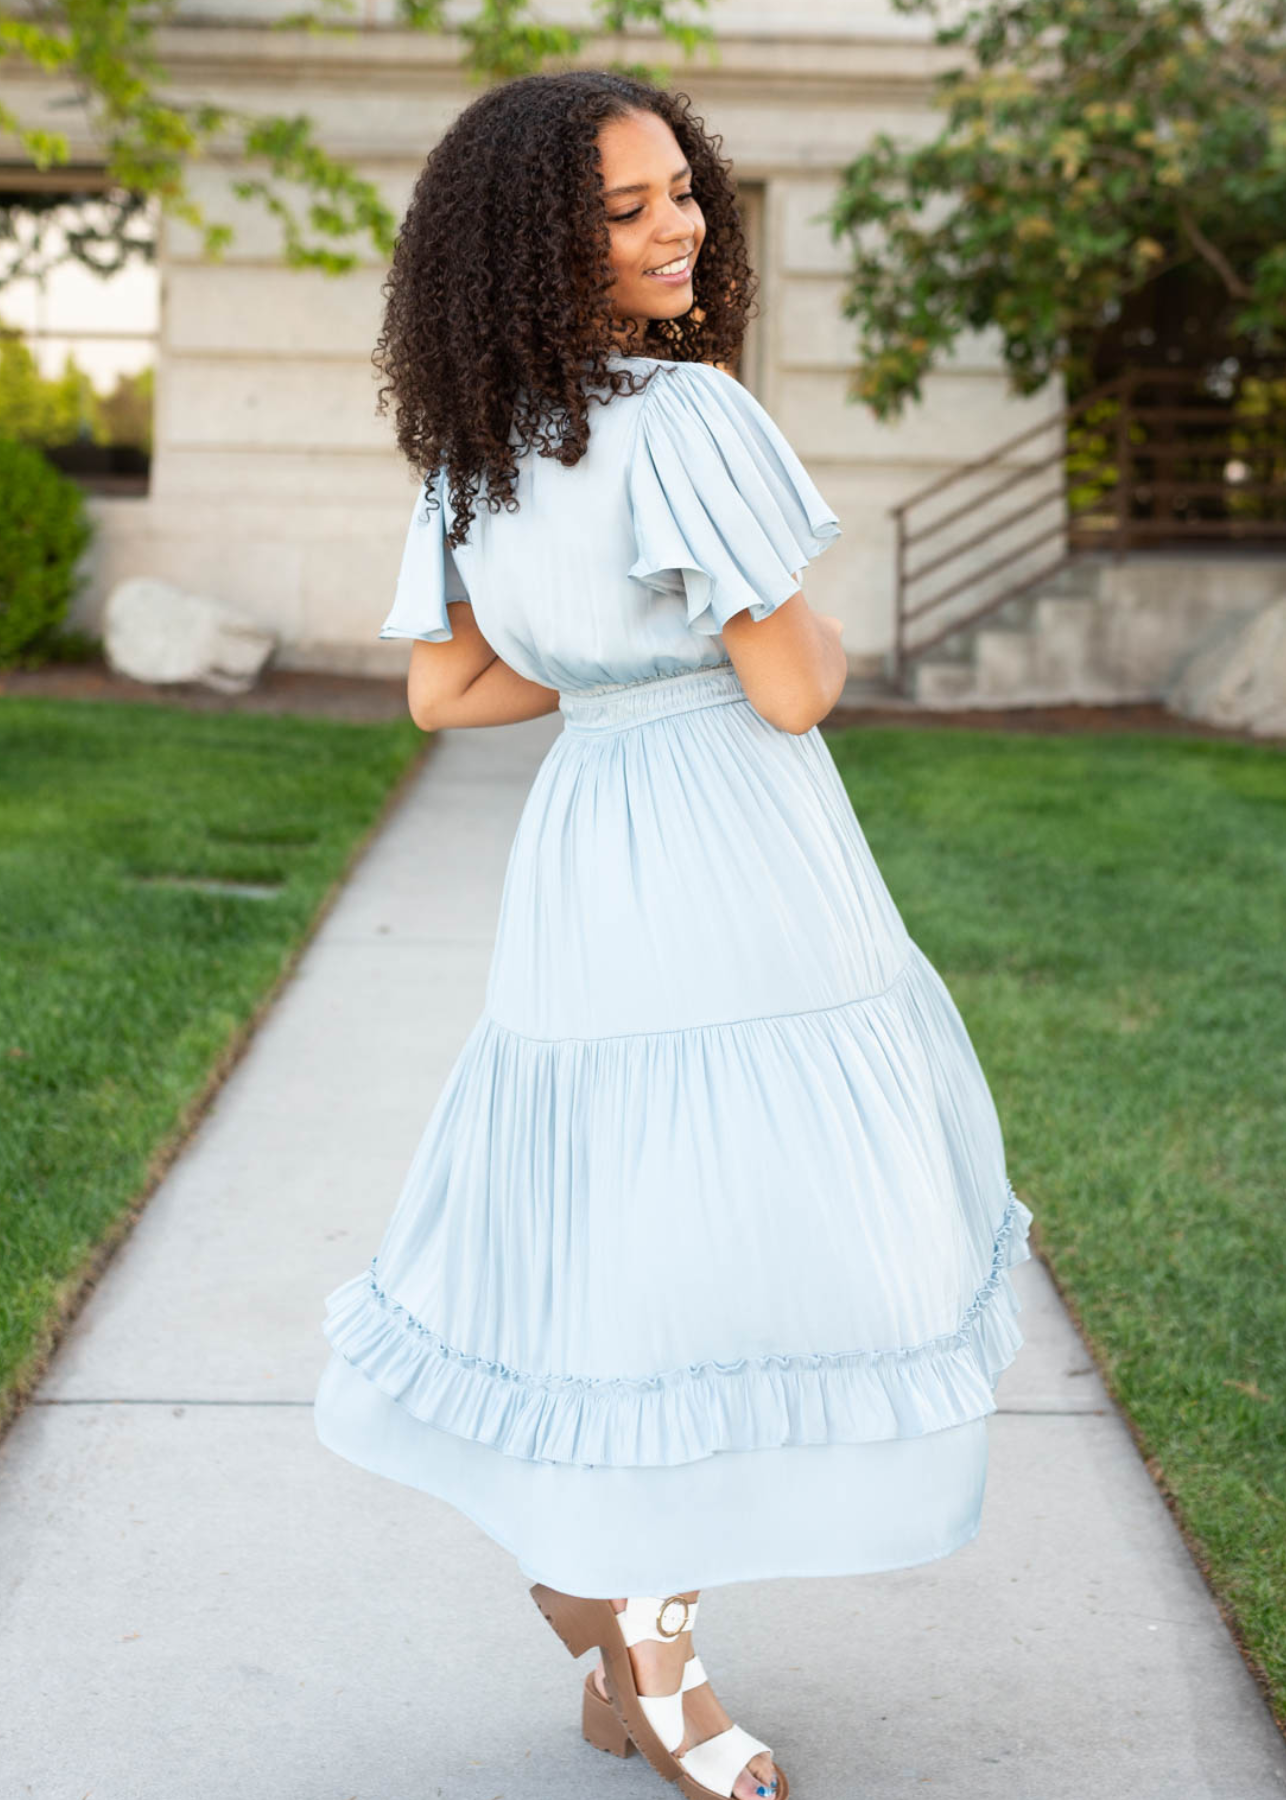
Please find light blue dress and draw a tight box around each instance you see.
[313,351,1034,1597]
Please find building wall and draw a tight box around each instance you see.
[3,5,1054,675]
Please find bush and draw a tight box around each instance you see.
[0,436,94,669]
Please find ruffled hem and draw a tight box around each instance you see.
[314,1351,992,1591]
[321,1181,1034,1469]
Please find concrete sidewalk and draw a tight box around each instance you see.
[1,714,1282,1800]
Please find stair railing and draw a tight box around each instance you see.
[889,368,1286,691]
[889,377,1126,691]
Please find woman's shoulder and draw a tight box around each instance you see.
[607,352,736,390]
[606,354,761,443]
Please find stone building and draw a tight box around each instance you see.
[3,0,1055,679]
[8,0,1279,713]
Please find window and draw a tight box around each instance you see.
[0,171,158,495]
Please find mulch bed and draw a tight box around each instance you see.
[823,697,1281,743]
[0,664,411,723]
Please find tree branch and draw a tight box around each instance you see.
[1178,206,1252,299]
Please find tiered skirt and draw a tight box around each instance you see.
[314,659,1033,1594]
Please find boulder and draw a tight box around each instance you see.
[1164,595,1286,738]
[104,578,276,695]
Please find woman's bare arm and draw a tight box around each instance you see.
[405,589,844,735]
[720,591,848,735]
[405,601,561,730]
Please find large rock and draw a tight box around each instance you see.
[1164,595,1286,738]
[104,578,276,694]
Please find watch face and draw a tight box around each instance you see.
[658,1598,689,1637]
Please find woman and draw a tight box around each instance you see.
[314,69,1033,1800]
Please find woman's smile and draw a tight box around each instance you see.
[644,249,695,284]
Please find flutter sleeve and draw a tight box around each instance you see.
[378,471,470,643]
[626,360,841,636]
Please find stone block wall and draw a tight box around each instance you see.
[2,5,1053,673]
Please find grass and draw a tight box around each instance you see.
[0,696,424,1423]
[824,720,1286,1726]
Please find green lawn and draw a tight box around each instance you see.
[825,720,1286,1726]
[0,696,423,1421]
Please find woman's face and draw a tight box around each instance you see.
[597,109,706,338]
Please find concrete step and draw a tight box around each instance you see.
[838,673,902,707]
[907,564,1110,706]
[992,591,1041,630]
[911,660,987,706]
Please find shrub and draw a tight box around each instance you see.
[0,435,94,669]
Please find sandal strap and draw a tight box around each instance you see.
[637,1687,686,1753]
[679,1722,773,1798]
[681,1653,709,1691]
[618,1595,701,1647]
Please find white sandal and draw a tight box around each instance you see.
[530,1584,788,1799]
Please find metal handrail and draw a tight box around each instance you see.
[889,376,1128,520]
[904,516,1072,624]
[907,557,1073,662]
[906,442,1071,549]
[888,367,1286,690]
[906,477,1104,586]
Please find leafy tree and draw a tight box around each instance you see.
[0,0,714,283]
[0,185,153,289]
[96,364,152,450]
[827,0,1286,417]
[0,432,93,665]
[0,328,101,443]
[0,320,153,447]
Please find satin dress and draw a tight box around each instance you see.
[313,351,1033,1596]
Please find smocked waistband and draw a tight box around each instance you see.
[558,661,748,733]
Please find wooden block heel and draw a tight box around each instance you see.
[528,1582,611,1659]
[582,1669,636,1757]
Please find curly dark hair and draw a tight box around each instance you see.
[372,70,757,549]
